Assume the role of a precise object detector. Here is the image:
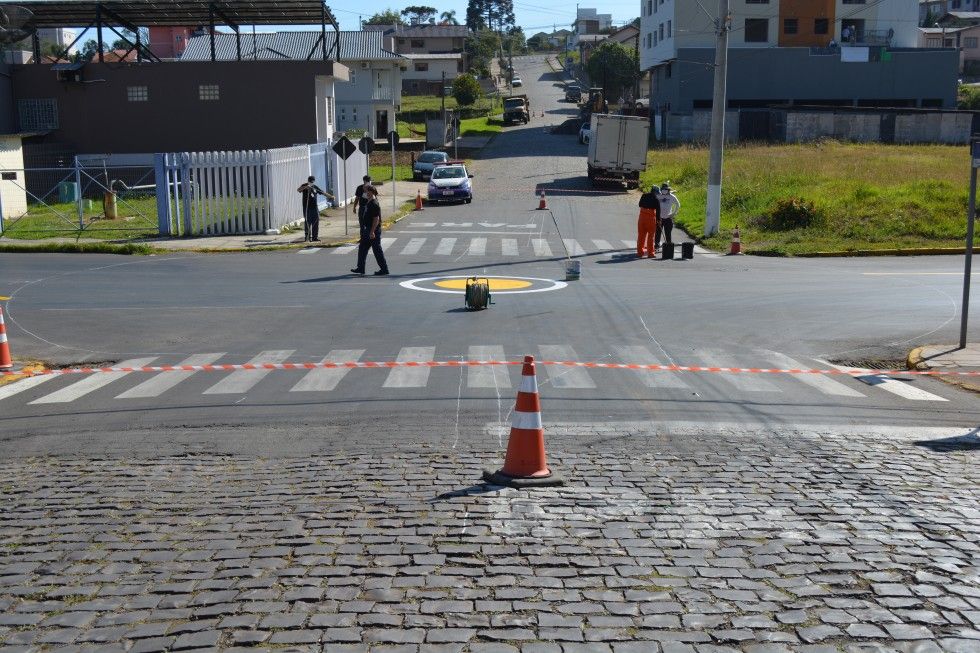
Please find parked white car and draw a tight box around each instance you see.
[578,122,591,144]
[512,76,523,87]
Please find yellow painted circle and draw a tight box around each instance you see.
[0,296,9,300]
[434,278,533,290]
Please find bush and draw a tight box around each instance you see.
[452,74,482,107]
[757,197,822,231]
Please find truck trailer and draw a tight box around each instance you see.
[586,113,649,189]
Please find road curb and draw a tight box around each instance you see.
[907,345,980,394]
[801,247,969,258]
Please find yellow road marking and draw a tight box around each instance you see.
[0,296,9,300]
[434,278,533,290]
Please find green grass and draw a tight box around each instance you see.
[369,164,414,182]
[640,141,976,255]
[397,95,502,140]
[0,242,153,255]
[0,197,159,241]
[460,116,503,137]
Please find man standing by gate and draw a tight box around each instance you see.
[297,176,332,242]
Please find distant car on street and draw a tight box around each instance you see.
[412,150,449,181]
[512,76,523,87]
[427,161,474,204]
[578,122,591,144]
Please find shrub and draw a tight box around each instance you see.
[452,74,482,107]
[757,197,822,231]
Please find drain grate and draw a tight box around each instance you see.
[828,359,908,371]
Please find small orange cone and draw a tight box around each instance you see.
[536,190,547,210]
[728,225,742,255]
[0,306,13,370]
[483,355,563,487]
[415,190,424,211]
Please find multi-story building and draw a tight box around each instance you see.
[639,0,956,125]
[920,0,980,25]
[570,8,613,48]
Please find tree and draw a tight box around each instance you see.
[504,27,525,54]
[401,5,437,24]
[465,0,515,32]
[586,41,639,101]
[527,33,548,51]
[465,28,501,75]
[440,10,459,25]
[78,39,106,62]
[452,73,482,106]
[110,27,149,50]
[364,8,404,25]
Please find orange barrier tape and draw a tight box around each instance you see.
[2,360,978,378]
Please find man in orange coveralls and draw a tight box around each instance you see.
[637,184,660,258]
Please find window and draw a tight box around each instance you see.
[926,37,941,47]
[665,62,671,78]
[653,32,658,47]
[814,18,829,35]
[783,18,798,35]
[127,85,148,102]
[659,23,664,40]
[17,98,58,130]
[966,37,979,48]
[198,84,219,101]
[397,38,405,45]
[744,18,768,42]
[653,0,657,12]
[414,62,428,71]
[326,97,334,125]
[647,0,652,15]
[411,39,424,48]
[667,20,671,38]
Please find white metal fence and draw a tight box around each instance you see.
[155,142,361,237]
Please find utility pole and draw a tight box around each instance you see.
[704,0,731,237]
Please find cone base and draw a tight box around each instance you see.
[482,469,564,488]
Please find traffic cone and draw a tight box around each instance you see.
[0,306,13,370]
[536,190,547,210]
[414,190,424,211]
[728,225,742,255]
[483,356,563,488]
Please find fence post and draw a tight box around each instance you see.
[0,180,5,236]
[154,153,172,236]
[181,154,192,236]
[74,156,83,230]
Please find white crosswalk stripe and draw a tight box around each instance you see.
[538,345,596,389]
[614,345,689,389]
[562,239,586,256]
[501,239,519,256]
[29,357,158,404]
[621,239,634,249]
[202,350,294,395]
[380,237,396,251]
[298,247,322,254]
[399,238,426,256]
[823,361,948,402]
[532,239,552,257]
[467,346,511,389]
[592,239,613,251]
[698,349,781,393]
[0,374,58,402]
[116,353,225,399]
[332,244,357,255]
[434,237,456,255]
[383,347,436,388]
[763,351,864,398]
[467,237,487,256]
[291,350,366,392]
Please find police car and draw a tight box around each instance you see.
[427,161,474,204]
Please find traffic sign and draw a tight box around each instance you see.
[388,130,400,147]
[358,136,375,155]
[972,139,980,168]
[332,136,356,160]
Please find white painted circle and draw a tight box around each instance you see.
[399,275,568,295]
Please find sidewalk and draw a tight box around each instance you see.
[909,343,980,391]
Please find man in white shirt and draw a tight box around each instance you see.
[655,181,681,252]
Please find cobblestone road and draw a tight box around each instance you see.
[1,425,978,653]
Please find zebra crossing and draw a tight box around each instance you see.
[298,238,645,258]
[0,345,951,407]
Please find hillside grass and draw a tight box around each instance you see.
[640,141,974,255]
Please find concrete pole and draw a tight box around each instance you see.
[960,162,976,349]
[704,0,730,237]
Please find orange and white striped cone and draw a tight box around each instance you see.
[483,355,563,487]
[728,225,742,255]
[414,190,424,211]
[0,306,13,370]
[537,191,547,210]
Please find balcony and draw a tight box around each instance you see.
[372,87,393,102]
[842,29,894,47]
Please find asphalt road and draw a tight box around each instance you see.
[1,55,978,454]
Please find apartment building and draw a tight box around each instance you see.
[640,0,955,121]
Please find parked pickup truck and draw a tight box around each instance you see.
[502,94,530,125]
[586,113,649,189]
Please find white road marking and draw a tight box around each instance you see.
[399,238,426,256]
[0,374,58,402]
[762,351,864,398]
[380,237,396,251]
[434,238,456,255]
[412,222,437,227]
[29,358,158,405]
[291,349,365,392]
[479,222,506,228]
[694,245,721,258]
[383,347,436,388]
[467,346,511,389]
[538,345,596,389]
[592,239,613,250]
[444,222,472,228]
[298,247,322,254]
[697,350,781,393]
[116,353,225,399]
[613,345,689,389]
[202,350,294,395]
[532,239,553,257]
[562,239,585,256]
[823,362,948,402]
[621,239,635,249]
[501,239,519,256]
[468,237,487,256]
[332,244,357,255]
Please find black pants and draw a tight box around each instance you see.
[655,218,674,248]
[356,228,388,273]
[304,211,319,241]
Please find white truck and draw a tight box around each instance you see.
[586,114,650,189]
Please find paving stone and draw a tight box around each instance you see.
[171,630,221,649]
[268,629,322,644]
[230,630,270,645]
[129,636,176,653]
[884,624,935,640]
[796,625,843,643]
[425,629,476,643]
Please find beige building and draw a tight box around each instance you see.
[0,135,28,221]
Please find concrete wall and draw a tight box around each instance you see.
[663,110,739,143]
[781,110,974,144]
[10,61,341,154]
[651,47,958,114]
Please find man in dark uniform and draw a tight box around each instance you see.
[296,176,332,242]
[352,174,372,223]
[351,185,389,276]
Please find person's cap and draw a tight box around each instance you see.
[307,175,315,182]
[363,175,371,182]
[661,181,671,190]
